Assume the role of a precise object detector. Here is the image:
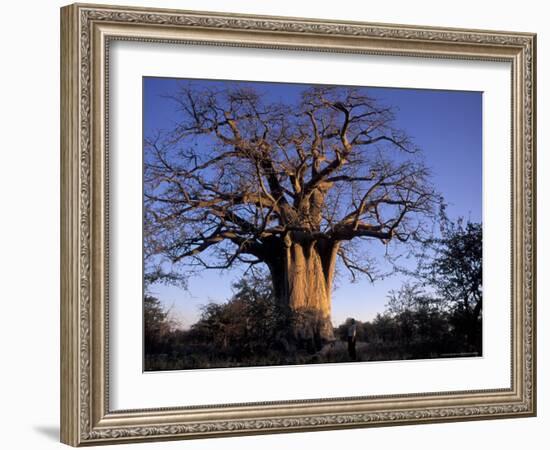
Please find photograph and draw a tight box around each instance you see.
[143,78,483,371]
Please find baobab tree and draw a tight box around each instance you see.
[144,83,439,343]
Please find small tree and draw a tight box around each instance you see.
[418,220,482,349]
[189,272,292,358]
[385,283,451,354]
[144,295,169,353]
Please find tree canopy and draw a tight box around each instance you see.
[145,84,438,277]
[144,83,441,341]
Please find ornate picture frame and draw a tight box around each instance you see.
[60,3,536,446]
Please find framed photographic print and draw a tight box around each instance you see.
[60,3,537,446]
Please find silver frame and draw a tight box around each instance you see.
[61,3,536,446]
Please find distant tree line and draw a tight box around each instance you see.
[144,219,482,370]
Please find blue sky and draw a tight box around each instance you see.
[143,77,482,328]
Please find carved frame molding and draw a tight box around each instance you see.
[61,3,536,446]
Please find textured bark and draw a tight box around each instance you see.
[267,236,339,345]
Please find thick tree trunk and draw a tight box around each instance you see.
[267,236,339,347]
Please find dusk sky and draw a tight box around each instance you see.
[143,77,482,328]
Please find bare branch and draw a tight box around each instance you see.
[144,83,440,286]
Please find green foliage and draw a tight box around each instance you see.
[145,273,305,370]
[418,219,483,350]
[186,273,292,359]
[427,220,482,313]
[144,295,170,354]
[144,220,483,370]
